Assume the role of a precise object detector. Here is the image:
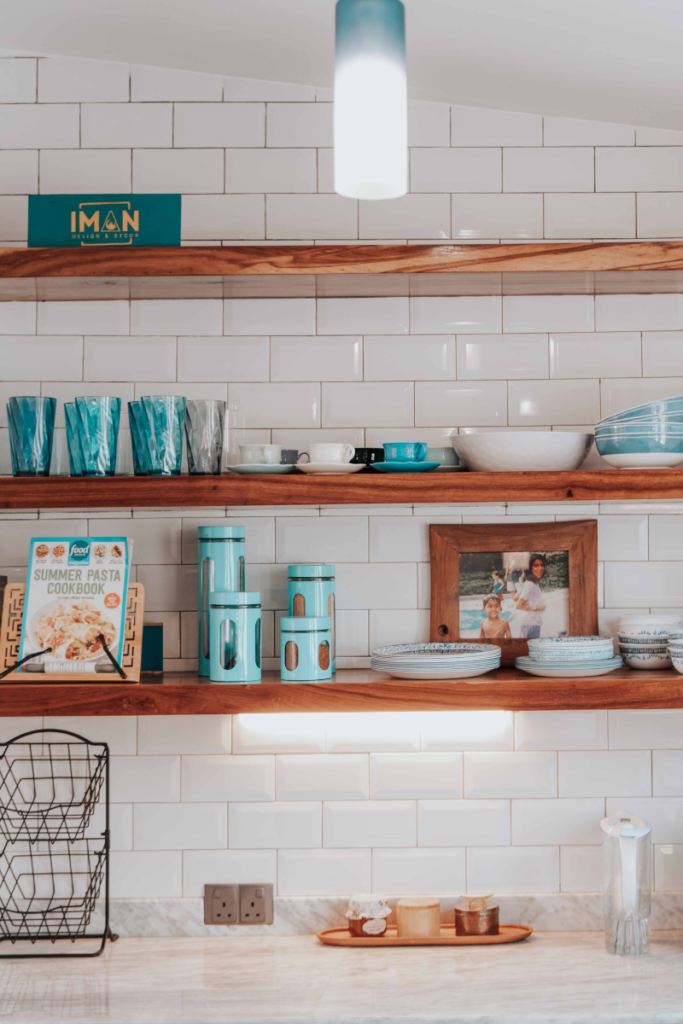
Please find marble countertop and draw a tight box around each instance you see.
[2,932,683,1024]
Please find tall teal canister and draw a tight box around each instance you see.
[281,616,332,682]
[209,591,261,683]
[198,526,246,676]
[287,565,336,673]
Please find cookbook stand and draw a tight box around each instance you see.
[0,583,144,683]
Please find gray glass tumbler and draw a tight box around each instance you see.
[184,399,226,474]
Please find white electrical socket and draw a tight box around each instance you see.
[239,883,274,924]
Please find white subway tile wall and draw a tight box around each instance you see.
[5,56,683,906]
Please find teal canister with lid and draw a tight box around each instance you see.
[281,616,332,682]
[287,565,336,672]
[198,526,246,676]
[209,591,261,683]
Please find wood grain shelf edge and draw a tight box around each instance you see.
[2,469,683,509]
[2,668,683,716]
[4,242,683,277]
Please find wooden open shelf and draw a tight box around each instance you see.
[4,243,683,300]
[4,242,683,277]
[2,468,683,510]
[2,667,682,716]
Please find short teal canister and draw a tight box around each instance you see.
[287,565,336,672]
[209,591,261,684]
[280,616,332,682]
[198,526,246,677]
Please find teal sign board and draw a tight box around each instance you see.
[28,194,181,247]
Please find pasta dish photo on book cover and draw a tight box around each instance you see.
[18,537,131,674]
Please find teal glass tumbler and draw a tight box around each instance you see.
[209,591,261,684]
[140,395,186,476]
[75,396,121,476]
[64,402,84,476]
[281,616,332,682]
[6,396,56,476]
[128,401,151,475]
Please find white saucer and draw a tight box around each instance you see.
[227,464,295,475]
[296,462,365,475]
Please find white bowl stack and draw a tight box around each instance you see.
[668,631,683,674]
[618,614,683,671]
[515,636,622,677]
[370,643,501,680]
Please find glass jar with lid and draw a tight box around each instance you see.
[345,895,391,937]
[280,616,332,682]
[287,565,336,672]
[209,590,261,684]
[198,526,246,677]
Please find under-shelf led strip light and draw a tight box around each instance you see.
[334,0,408,200]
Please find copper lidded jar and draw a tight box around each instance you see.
[454,895,499,936]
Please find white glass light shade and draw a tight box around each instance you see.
[334,0,408,200]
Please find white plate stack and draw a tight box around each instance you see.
[371,643,501,680]
[516,636,622,677]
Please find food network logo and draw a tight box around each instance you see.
[68,540,91,564]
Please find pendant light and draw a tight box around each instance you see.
[334,0,408,200]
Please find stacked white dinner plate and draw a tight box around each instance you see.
[371,643,501,680]
[516,636,622,677]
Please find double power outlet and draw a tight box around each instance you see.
[204,884,274,926]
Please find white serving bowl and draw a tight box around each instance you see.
[449,432,592,473]
[672,655,683,675]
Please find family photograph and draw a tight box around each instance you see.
[458,550,570,641]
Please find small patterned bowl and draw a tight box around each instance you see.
[619,634,671,645]
[620,647,672,670]
[672,655,683,675]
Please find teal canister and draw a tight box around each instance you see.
[209,591,261,683]
[281,616,332,682]
[198,526,246,677]
[287,565,336,673]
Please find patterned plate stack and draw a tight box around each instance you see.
[516,636,622,678]
[371,643,501,680]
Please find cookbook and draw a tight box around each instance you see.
[18,537,131,673]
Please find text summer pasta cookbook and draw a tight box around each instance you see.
[18,537,131,673]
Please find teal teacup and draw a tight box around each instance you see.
[383,442,428,463]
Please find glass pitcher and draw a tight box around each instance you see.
[600,811,652,956]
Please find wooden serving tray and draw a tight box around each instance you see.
[317,924,533,947]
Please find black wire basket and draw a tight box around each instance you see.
[0,733,106,843]
[0,729,115,957]
[0,837,106,942]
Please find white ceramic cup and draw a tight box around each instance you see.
[426,446,459,466]
[240,444,282,465]
[299,443,355,465]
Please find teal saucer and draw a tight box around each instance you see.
[371,461,440,473]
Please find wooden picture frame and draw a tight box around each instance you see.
[429,521,598,666]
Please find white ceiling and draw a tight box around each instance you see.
[3,0,683,128]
